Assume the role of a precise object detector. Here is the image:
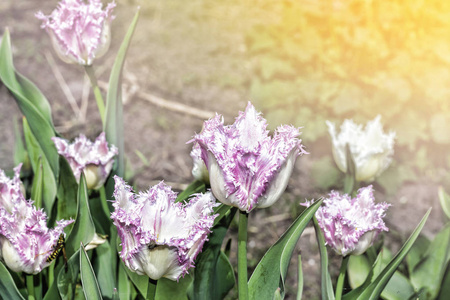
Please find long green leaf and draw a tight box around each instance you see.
[190,207,236,299]
[405,235,430,274]
[31,157,44,209]
[104,9,140,177]
[93,240,115,299]
[214,251,235,299]
[65,173,96,258]
[80,243,103,300]
[0,261,25,300]
[23,118,57,214]
[13,117,29,170]
[156,277,192,300]
[313,216,335,300]
[410,222,450,299]
[348,255,371,289]
[55,156,78,234]
[120,259,149,298]
[248,199,324,299]
[346,245,416,300]
[117,263,131,300]
[213,204,232,227]
[176,180,206,203]
[0,29,58,176]
[0,30,53,123]
[57,250,81,300]
[437,263,450,300]
[438,187,450,219]
[356,208,431,300]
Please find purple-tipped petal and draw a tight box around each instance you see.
[111,176,217,281]
[52,132,118,189]
[315,186,390,256]
[0,166,73,274]
[36,0,115,65]
[192,102,307,212]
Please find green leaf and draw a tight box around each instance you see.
[93,240,115,299]
[213,204,232,227]
[0,30,58,176]
[365,247,414,300]
[89,196,112,236]
[31,157,44,209]
[57,250,81,300]
[438,187,450,219]
[437,263,450,300]
[313,216,335,300]
[0,30,53,123]
[214,251,235,299]
[23,118,57,214]
[248,199,324,299]
[55,156,78,233]
[121,259,149,298]
[348,255,371,289]
[190,207,237,300]
[117,262,131,300]
[410,223,450,299]
[405,235,430,275]
[156,276,192,300]
[80,243,103,300]
[13,117,29,171]
[104,9,140,177]
[65,173,95,258]
[175,180,206,203]
[0,261,25,300]
[354,208,431,300]
[380,271,414,300]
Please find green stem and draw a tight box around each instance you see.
[146,279,157,300]
[238,210,249,300]
[26,274,35,300]
[84,65,106,125]
[297,254,303,300]
[48,263,54,288]
[335,255,350,300]
[343,173,354,195]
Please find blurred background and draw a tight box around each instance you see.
[1,0,449,298]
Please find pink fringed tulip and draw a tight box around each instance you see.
[52,132,118,189]
[0,165,73,274]
[36,0,115,66]
[326,116,395,182]
[192,102,307,213]
[315,186,390,256]
[111,176,217,281]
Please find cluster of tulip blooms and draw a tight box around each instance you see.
[0,1,434,299]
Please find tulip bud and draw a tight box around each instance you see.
[36,0,115,66]
[52,132,118,190]
[327,116,395,182]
